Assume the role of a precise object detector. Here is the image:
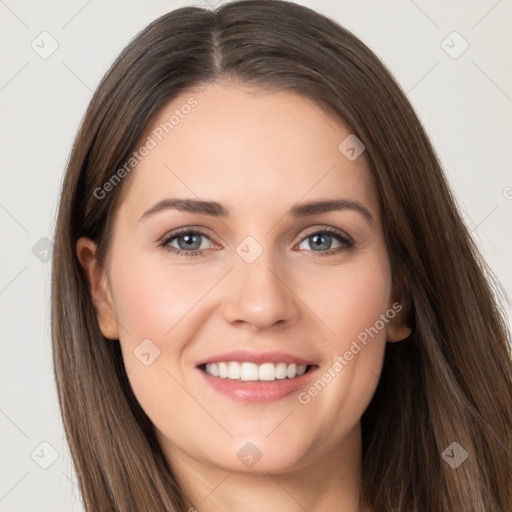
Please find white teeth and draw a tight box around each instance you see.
[228,361,241,379]
[205,363,218,377]
[204,361,310,381]
[275,362,288,379]
[286,363,297,379]
[258,363,275,381]
[297,364,307,376]
[218,362,228,378]
[241,362,259,381]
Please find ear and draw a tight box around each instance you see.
[386,310,411,343]
[385,283,412,343]
[76,237,119,340]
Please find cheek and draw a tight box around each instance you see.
[305,255,392,349]
[108,248,217,343]
[298,255,392,418]
[107,250,206,424]
[106,247,225,405]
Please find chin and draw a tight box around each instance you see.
[208,436,314,475]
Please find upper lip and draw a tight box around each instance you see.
[196,349,316,367]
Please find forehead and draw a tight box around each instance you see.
[117,81,379,223]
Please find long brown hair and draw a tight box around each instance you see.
[51,1,512,510]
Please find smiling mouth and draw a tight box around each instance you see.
[199,361,315,381]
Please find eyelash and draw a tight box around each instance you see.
[159,226,355,258]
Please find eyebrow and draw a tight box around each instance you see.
[138,197,374,224]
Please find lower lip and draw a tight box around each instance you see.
[197,366,318,403]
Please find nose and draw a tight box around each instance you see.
[221,251,300,331]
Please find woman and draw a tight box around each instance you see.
[51,1,512,510]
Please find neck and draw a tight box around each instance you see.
[165,424,367,512]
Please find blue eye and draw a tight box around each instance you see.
[161,229,213,257]
[296,227,354,257]
[160,227,354,258]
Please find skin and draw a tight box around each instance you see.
[77,80,410,512]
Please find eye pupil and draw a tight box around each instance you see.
[178,234,201,250]
[310,234,331,251]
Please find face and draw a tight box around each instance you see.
[78,80,408,477]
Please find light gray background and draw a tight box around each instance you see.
[1,0,511,510]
